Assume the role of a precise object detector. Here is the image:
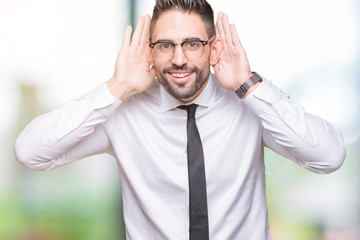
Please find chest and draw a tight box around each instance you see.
[107,99,263,182]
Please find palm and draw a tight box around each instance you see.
[213,13,251,91]
[111,15,155,98]
[115,32,154,93]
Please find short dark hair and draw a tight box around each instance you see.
[149,0,215,41]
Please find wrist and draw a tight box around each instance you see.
[242,81,261,98]
[232,72,253,91]
[106,75,136,101]
[234,72,262,99]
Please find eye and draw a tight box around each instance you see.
[185,41,201,49]
[158,42,174,51]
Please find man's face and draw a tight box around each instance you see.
[150,11,212,102]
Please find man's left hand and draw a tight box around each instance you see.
[212,12,253,92]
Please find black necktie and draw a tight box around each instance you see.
[178,104,209,240]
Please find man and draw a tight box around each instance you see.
[14,0,346,239]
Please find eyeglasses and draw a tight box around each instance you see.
[149,36,215,61]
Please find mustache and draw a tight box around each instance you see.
[163,64,198,74]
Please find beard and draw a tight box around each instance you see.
[156,63,210,101]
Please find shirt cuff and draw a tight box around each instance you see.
[243,78,283,115]
[88,82,122,116]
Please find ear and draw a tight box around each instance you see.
[145,40,155,66]
[210,38,223,65]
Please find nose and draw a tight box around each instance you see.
[171,45,188,66]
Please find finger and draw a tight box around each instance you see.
[122,25,132,48]
[215,14,220,38]
[140,15,151,45]
[222,14,233,46]
[216,12,226,41]
[230,24,242,46]
[215,12,221,28]
[131,16,145,47]
[214,24,224,56]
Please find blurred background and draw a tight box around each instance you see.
[0,0,359,239]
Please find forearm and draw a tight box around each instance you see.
[244,79,346,173]
[14,83,120,171]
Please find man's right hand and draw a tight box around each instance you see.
[107,15,155,101]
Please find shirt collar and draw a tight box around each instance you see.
[159,73,216,113]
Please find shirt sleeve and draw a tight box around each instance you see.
[243,78,346,174]
[14,83,122,171]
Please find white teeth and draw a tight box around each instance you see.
[171,73,190,78]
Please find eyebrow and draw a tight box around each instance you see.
[154,37,203,43]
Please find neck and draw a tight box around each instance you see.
[177,78,210,103]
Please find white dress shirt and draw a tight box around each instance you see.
[14,73,346,240]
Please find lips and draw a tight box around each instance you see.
[170,72,191,78]
[167,71,194,84]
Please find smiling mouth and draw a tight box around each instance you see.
[170,72,191,78]
[167,71,194,84]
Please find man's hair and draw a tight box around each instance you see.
[149,0,215,41]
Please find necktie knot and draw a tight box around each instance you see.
[178,104,198,119]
